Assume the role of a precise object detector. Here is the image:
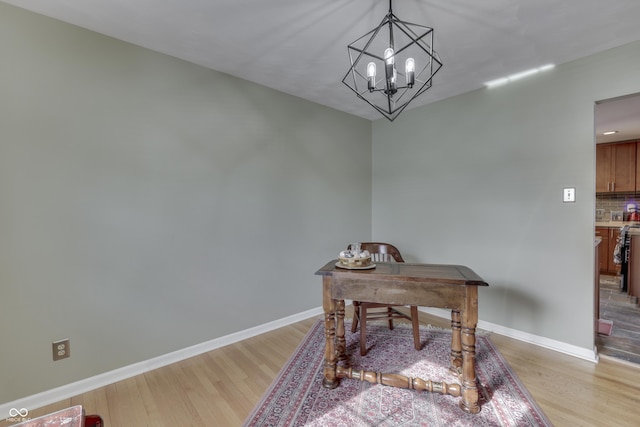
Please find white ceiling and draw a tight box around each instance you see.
[596,94,640,144]
[3,0,640,133]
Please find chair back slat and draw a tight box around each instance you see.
[348,242,404,263]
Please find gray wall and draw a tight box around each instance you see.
[372,41,640,350]
[0,3,371,403]
[4,0,640,407]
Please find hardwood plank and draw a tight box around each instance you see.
[489,332,640,426]
[2,311,639,427]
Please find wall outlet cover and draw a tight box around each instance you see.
[52,339,70,361]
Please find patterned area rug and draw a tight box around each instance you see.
[244,319,552,427]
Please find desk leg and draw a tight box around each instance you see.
[322,277,339,389]
[449,310,462,375]
[335,299,347,364]
[460,286,480,414]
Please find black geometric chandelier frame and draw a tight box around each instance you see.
[342,0,443,122]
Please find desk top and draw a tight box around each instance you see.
[316,260,488,287]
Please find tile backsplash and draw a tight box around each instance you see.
[596,194,640,221]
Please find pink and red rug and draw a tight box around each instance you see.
[244,319,553,426]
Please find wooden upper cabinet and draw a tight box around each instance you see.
[596,141,637,193]
[613,142,637,191]
[596,144,613,192]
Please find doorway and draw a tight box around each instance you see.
[594,93,640,364]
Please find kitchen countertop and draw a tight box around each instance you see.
[596,221,640,228]
[596,221,640,236]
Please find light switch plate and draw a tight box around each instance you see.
[563,187,576,203]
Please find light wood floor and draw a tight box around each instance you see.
[3,309,640,427]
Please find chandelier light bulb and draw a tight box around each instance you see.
[367,62,377,91]
[405,58,415,87]
[384,48,395,65]
[384,48,396,94]
[367,62,377,77]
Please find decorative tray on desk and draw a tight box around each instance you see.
[335,262,376,270]
[336,246,376,269]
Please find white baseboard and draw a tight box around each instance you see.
[0,307,324,416]
[419,307,598,363]
[2,305,599,416]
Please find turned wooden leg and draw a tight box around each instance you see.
[360,305,368,356]
[336,299,347,364]
[449,310,462,375]
[322,277,339,389]
[387,307,394,330]
[459,287,480,414]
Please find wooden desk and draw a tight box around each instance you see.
[315,260,489,414]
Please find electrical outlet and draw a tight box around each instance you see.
[52,339,70,361]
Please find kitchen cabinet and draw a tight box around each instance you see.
[595,226,621,274]
[596,141,637,193]
[595,227,609,272]
[628,235,640,305]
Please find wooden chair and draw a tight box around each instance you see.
[349,242,421,356]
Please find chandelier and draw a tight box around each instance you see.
[342,0,443,122]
